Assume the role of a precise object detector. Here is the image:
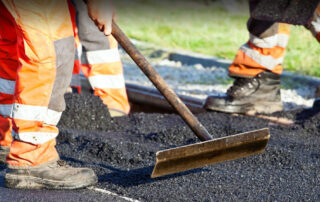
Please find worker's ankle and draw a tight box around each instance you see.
[6,158,59,169]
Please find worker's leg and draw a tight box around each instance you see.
[69,0,82,93]
[73,0,130,117]
[205,17,290,114]
[1,0,97,189]
[70,39,82,93]
[305,4,320,42]
[306,4,320,109]
[0,1,18,164]
[228,20,290,77]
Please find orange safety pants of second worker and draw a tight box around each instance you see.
[80,37,130,115]
[70,0,130,115]
[229,4,320,78]
[0,0,75,167]
[229,22,291,78]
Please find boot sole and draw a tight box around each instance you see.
[5,173,98,190]
[205,101,283,114]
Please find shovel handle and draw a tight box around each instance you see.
[112,22,212,141]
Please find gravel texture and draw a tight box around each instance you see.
[0,92,319,201]
[55,93,320,201]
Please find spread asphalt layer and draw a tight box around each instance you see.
[0,93,319,201]
[62,93,320,201]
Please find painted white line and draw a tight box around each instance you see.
[88,187,141,202]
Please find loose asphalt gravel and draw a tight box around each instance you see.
[0,93,319,201]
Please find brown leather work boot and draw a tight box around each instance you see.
[204,71,283,114]
[0,146,10,164]
[5,160,98,189]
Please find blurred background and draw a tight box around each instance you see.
[115,0,320,77]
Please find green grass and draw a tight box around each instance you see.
[115,0,320,77]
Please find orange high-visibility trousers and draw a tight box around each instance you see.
[229,4,320,78]
[0,0,75,167]
[69,0,82,94]
[0,1,18,148]
[71,0,130,115]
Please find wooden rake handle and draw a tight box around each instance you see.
[112,22,212,141]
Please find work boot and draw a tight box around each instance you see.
[204,71,283,114]
[313,97,320,111]
[5,160,98,189]
[0,146,10,164]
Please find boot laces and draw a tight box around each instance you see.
[53,159,70,168]
[227,77,256,96]
[57,160,67,167]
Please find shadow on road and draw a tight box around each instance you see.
[99,165,210,187]
[296,107,320,121]
[0,175,4,188]
[63,157,210,188]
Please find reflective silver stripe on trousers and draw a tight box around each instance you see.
[0,104,13,118]
[86,48,121,64]
[240,43,284,70]
[249,33,289,49]
[0,78,15,95]
[310,14,320,36]
[12,130,58,145]
[12,103,62,125]
[75,45,80,61]
[88,74,126,89]
[77,43,83,59]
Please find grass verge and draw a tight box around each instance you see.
[115,0,320,77]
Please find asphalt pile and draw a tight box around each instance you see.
[57,93,320,201]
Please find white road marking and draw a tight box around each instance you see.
[88,187,141,202]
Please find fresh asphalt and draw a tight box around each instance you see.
[0,93,319,201]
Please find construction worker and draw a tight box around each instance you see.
[0,0,114,189]
[70,0,130,117]
[204,3,320,114]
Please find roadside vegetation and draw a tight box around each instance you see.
[115,0,320,77]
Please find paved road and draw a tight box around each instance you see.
[1,93,320,202]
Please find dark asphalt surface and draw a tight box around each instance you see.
[1,93,320,201]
